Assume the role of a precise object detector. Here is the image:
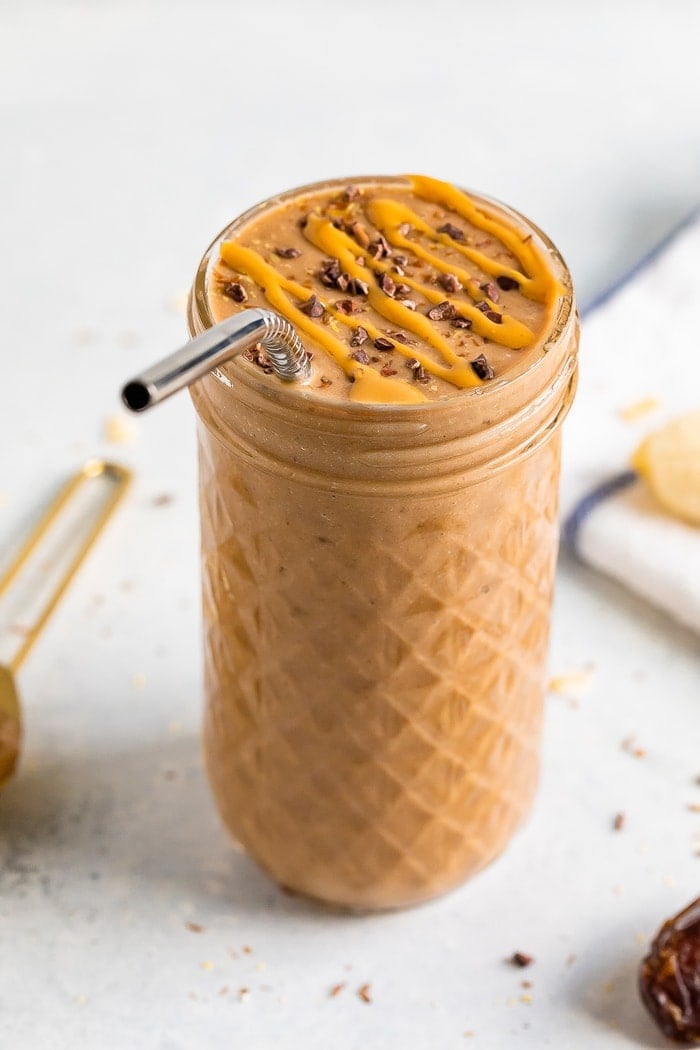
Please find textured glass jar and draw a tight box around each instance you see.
[187,178,579,910]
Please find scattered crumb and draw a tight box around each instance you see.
[663,875,677,888]
[167,293,189,316]
[619,397,661,422]
[688,803,700,813]
[520,994,533,1005]
[73,327,96,345]
[603,981,615,995]
[218,986,229,997]
[255,962,266,973]
[613,812,626,831]
[131,672,146,689]
[612,885,624,896]
[547,668,595,701]
[329,983,346,998]
[7,624,30,637]
[635,932,648,945]
[521,980,532,990]
[186,922,205,934]
[152,493,175,507]
[510,952,534,968]
[74,995,86,1005]
[358,983,372,1004]
[201,961,214,971]
[104,413,139,445]
[621,736,647,759]
[120,580,134,592]
[242,945,253,955]
[463,1033,475,1039]
[164,769,177,781]
[238,987,250,1002]
[565,953,577,968]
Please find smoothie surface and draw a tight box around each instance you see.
[209,175,565,404]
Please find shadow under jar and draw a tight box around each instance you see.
[187,176,579,911]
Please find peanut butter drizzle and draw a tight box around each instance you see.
[218,176,564,405]
[304,213,531,352]
[302,214,480,387]
[219,242,428,404]
[366,198,535,303]
[408,175,565,311]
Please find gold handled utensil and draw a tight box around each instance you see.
[0,460,132,787]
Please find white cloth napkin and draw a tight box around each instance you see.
[560,212,700,635]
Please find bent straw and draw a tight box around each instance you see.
[121,308,311,412]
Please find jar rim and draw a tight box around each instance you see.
[187,174,575,418]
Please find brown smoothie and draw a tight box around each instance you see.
[208,175,560,404]
[189,175,578,910]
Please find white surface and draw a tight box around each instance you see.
[1,2,699,1047]
[562,217,700,635]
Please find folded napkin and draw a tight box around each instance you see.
[560,212,700,635]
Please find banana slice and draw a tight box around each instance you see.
[632,411,700,526]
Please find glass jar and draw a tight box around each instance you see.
[187,178,578,910]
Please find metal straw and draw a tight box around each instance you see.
[121,308,311,412]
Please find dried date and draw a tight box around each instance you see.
[639,896,700,1044]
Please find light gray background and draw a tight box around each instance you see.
[1,1,699,1047]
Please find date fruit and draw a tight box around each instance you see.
[639,896,700,1044]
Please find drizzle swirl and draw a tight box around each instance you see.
[216,175,564,405]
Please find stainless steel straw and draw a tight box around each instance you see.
[121,308,311,412]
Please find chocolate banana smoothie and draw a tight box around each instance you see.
[188,175,578,910]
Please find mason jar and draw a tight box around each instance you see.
[187,177,578,910]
